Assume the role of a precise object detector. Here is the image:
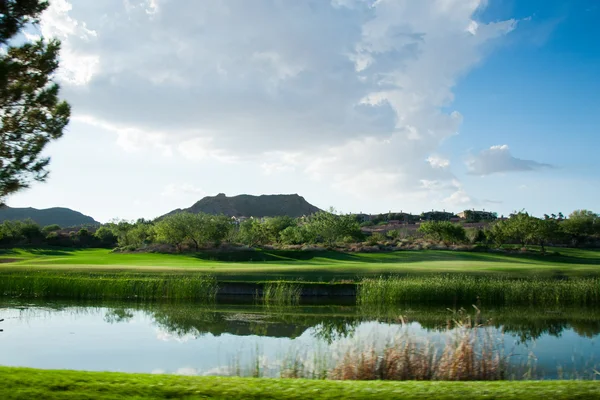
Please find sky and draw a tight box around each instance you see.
[6,0,600,222]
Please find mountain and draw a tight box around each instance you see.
[0,206,100,228]
[164,193,322,218]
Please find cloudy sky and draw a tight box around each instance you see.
[7,0,600,222]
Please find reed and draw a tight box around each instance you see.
[329,310,508,381]
[261,281,302,306]
[221,310,518,381]
[0,271,218,302]
[357,275,600,307]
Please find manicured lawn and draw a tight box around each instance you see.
[1,247,599,281]
[1,367,599,400]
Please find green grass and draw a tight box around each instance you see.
[261,281,302,306]
[358,276,600,307]
[1,367,599,400]
[0,271,218,301]
[3,269,600,305]
[2,247,600,303]
[1,247,600,281]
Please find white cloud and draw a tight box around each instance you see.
[161,183,205,198]
[41,0,518,202]
[155,329,198,343]
[443,188,472,206]
[467,145,552,176]
[427,155,451,169]
[39,0,99,85]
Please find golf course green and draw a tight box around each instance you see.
[1,247,599,281]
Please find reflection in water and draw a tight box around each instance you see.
[0,299,599,379]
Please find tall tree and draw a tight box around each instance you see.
[0,0,71,203]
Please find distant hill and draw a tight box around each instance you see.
[164,193,322,218]
[0,206,100,228]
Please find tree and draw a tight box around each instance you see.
[279,225,309,245]
[93,226,117,248]
[502,212,537,247]
[0,0,71,203]
[155,212,232,251]
[155,213,192,251]
[200,214,232,246]
[560,210,600,246]
[303,210,362,246]
[238,218,271,247]
[263,216,296,243]
[75,228,91,247]
[418,221,466,244]
[488,221,508,248]
[531,218,560,253]
[41,223,60,235]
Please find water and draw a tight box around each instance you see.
[1,300,599,379]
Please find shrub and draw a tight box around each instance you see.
[366,232,386,246]
[42,224,61,235]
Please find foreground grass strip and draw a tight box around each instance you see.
[1,367,600,400]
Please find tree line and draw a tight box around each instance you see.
[417,210,599,251]
[0,209,598,252]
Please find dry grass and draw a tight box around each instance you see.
[329,310,506,381]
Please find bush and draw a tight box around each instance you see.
[94,227,118,248]
[386,229,400,241]
[418,221,466,244]
[42,224,61,235]
[366,232,386,246]
[466,228,486,244]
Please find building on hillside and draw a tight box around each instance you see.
[457,210,498,222]
[420,210,456,222]
[231,216,250,226]
[355,213,373,223]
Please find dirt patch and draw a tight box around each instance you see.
[0,258,19,263]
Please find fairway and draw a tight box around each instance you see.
[1,247,599,281]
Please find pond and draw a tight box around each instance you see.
[1,300,599,379]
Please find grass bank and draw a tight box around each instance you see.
[0,271,218,301]
[2,269,600,306]
[358,276,600,307]
[1,367,599,400]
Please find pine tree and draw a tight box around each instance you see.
[0,0,71,202]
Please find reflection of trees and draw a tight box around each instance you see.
[139,304,362,341]
[408,308,600,343]
[9,299,600,344]
[571,320,600,339]
[135,304,600,343]
[312,319,359,344]
[104,308,134,324]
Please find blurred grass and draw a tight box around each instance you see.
[1,367,600,399]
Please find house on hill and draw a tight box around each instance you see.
[458,210,498,222]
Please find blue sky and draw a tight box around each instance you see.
[6,0,600,222]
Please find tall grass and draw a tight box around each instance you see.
[0,271,218,302]
[329,310,508,381]
[261,281,302,306]
[358,275,600,308]
[220,310,520,381]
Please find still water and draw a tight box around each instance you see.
[1,300,599,379]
